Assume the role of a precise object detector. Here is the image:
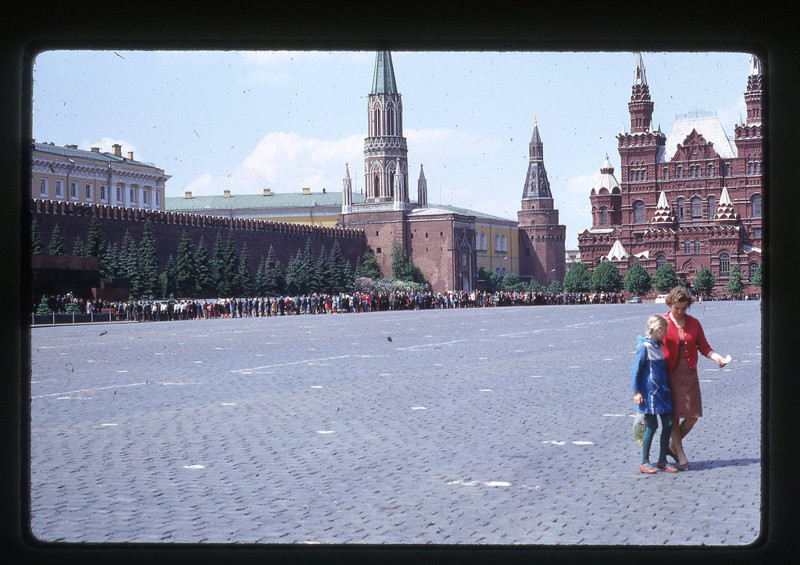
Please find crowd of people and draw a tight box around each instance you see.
[36,290,627,322]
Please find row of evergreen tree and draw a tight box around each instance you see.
[479,260,762,297]
[31,216,391,300]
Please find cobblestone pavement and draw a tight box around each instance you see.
[29,301,762,545]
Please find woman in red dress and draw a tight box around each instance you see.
[663,286,730,471]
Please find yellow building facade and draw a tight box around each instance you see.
[31,142,169,211]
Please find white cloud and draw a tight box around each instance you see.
[183,131,363,196]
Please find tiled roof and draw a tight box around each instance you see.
[166,192,365,211]
[663,116,736,160]
[166,191,516,223]
[32,142,159,168]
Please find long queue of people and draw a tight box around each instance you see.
[39,290,626,322]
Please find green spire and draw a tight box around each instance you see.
[371,51,398,94]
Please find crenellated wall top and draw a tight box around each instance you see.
[31,198,365,239]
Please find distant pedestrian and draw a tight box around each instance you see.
[630,314,678,474]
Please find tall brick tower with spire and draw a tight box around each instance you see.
[364,51,409,207]
[517,119,567,287]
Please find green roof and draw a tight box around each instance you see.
[166,191,516,223]
[166,191,365,211]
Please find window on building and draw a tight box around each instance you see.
[100,185,107,201]
[129,188,135,203]
[753,228,762,239]
[676,197,685,221]
[155,192,160,207]
[707,195,716,220]
[677,166,683,179]
[707,164,714,177]
[719,253,730,277]
[635,233,643,243]
[751,194,762,218]
[494,233,500,252]
[600,207,608,225]
[116,186,122,203]
[143,190,149,205]
[39,178,47,196]
[691,197,702,220]
[495,267,501,274]
[501,267,506,276]
[501,235,507,253]
[70,182,78,199]
[725,164,731,177]
[684,241,691,253]
[656,254,667,269]
[749,262,758,280]
[633,200,645,224]
[747,163,752,175]
[662,167,669,180]
[56,180,63,197]
[479,233,487,251]
[694,240,701,254]
[85,184,93,200]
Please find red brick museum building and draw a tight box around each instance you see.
[577,53,763,295]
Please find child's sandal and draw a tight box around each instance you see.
[639,463,657,474]
[657,462,679,473]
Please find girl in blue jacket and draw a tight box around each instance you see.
[630,315,678,474]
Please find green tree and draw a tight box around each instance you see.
[501,271,523,291]
[119,230,140,294]
[48,224,64,255]
[624,261,652,296]
[528,278,546,292]
[100,241,117,279]
[725,264,745,297]
[137,221,161,299]
[284,253,302,295]
[652,263,681,292]
[194,235,214,298]
[85,215,103,258]
[72,234,85,257]
[237,243,254,296]
[255,257,267,295]
[477,266,502,293]
[211,231,226,294]
[160,254,178,299]
[312,246,327,294]
[31,217,44,255]
[221,231,239,296]
[326,240,347,293]
[299,237,316,294]
[751,262,763,288]
[36,295,52,315]
[548,280,562,293]
[176,230,197,297]
[390,242,406,280]
[357,250,382,280]
[563,262,591,293]
[341,260,354,293]
[691,266,716,298]
[262,245,284,295]
[65,297,80,314]
[591,261,622,292]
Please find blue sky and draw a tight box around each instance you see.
[31,50,753,247]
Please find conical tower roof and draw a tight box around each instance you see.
[595,154,620,192]
[371,51,398,95]
[522,119,552,199]
[714,186,739,222]
[606,239,629,261]
[651,189,676,224]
